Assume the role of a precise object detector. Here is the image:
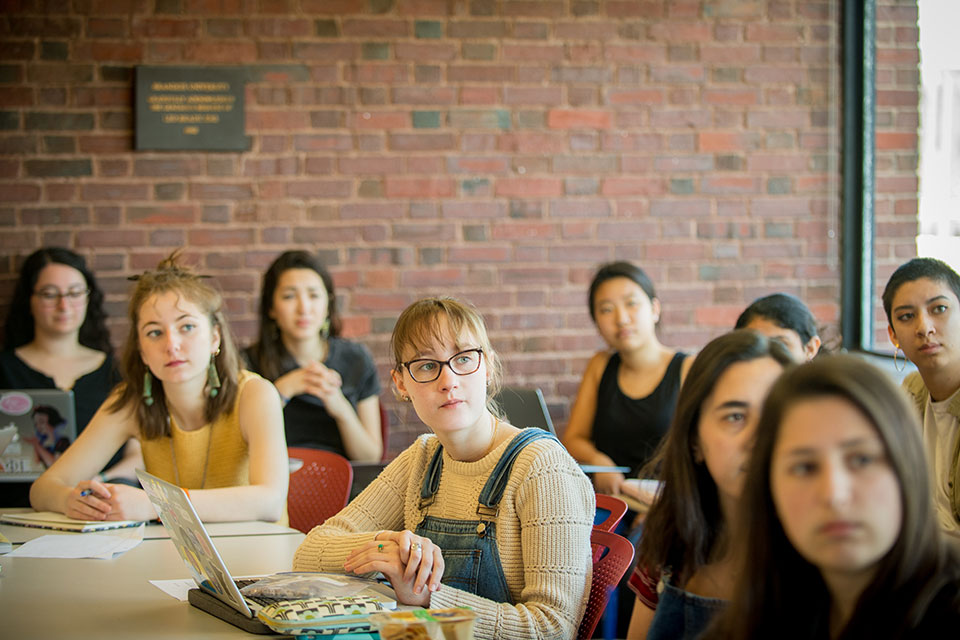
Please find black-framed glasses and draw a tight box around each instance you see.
[402,348,483,383]
[33,287,89,306]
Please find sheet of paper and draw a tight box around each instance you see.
[6,524,144,559]
[150,575,267,601]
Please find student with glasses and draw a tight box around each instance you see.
[294,297,594,640]
[0,248,135,504]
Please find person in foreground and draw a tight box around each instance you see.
[626,330,794,640]
[246,250,381,461]
[30,253,288,523]
[702,355,960,639]
[293,297,594,639]
[563,261,694,497]
[735,292,822,361]
[883,257,960,537]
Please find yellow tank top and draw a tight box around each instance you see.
[140,370,288,525]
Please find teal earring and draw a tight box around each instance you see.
[143,371,154,406]
[207,349,221,398]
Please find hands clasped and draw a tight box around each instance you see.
[343,530,444,607]
[276,363,352,417]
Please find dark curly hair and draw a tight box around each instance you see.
[2,248,111,353]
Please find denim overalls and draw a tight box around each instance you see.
[414,428,556,603]
[646,571,727,640]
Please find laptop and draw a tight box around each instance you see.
[0,389,77,482]
[136,469,396,635]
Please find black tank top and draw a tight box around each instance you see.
[591,351,686,477]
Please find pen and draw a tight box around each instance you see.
[79,488,93,497]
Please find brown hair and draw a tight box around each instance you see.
[636,329,794,586]
[108,251,241,439]
[704,355,960,639]
[390,297,503,416]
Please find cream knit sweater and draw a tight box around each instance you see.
[293,429,595,640]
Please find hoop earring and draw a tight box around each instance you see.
[207,352,221,398]
[143,372,154,407]
[894,345,906,372]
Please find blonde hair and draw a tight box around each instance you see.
[109,251,241,439]
[390,297,503,416]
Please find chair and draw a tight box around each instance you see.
[494,386,556,435]
[593,494,628,532]
[287,447,353,534]
[577,529,636,640]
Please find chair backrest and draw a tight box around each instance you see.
[593,493,628,532]
[494,386,556,435]
[577,529,636,640]
[287,447,353,534]
[379,401,390,462]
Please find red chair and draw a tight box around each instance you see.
[593,493,628,532]
[577,529,636,640]
[287,447,353,534]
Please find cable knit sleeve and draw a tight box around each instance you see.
[292,442,417,571]
[427,438,595,640]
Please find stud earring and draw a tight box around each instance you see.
[143,371,154,407]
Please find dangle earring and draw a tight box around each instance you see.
[893,344,906,372]
[320,318,331,339]
[207,348,221,398]
[143,371,154,407]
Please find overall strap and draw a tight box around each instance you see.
[477,428,557,515]
[418,442,445,509]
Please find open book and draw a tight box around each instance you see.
[0,511,145,533]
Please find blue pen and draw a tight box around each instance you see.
[79,488,93,497]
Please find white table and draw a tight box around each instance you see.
[0,529,305,639]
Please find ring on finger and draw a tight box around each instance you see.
[378,543,385,552]
[412,542,422,551]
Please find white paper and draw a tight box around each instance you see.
[149,578,197,601]
[6,524,144,559]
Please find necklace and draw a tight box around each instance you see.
[167,415,214,489]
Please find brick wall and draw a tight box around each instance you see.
[0,0,919,456]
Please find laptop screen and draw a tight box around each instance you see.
[0,389,77,481]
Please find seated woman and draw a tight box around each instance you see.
[626,330,794,640]
[734,293,822,362]
[563,261,694,496]
[703,355,960,638]
[0,248,133,505]
[293,297,594,639]
[883,257,960,537]
[30,252,288,523]
[245,250,382,461]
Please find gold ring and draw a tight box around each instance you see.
[413,542,422,551]
[378,543,384,551]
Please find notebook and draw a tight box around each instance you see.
[0,389,77,481]
[136,469,396,635]
[0,511,144,532]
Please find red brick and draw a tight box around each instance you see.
[294,134,352,151]
[494,178,562,198]
[605,44,666,63]
[501,44,564,61]
[384,178,455,198]
[876,132,916,150]
[547,110,612,129]
[705,89,759,105]
[394,43,458,62]
[76,229,144,247]
[127,205,196,224]
[341,204,405,220]
[352,111,410,129]
[649,23,712,42]
[601,177,665,196]
[286,180,351,198]
[388,133,455,151]
[81,183,148,201]
[702,176,759,194]
[185,42,258,63]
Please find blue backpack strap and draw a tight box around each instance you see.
[418,442,445,509]
[477,428,557,515]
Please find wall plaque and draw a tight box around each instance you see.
[135,66,247,151]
